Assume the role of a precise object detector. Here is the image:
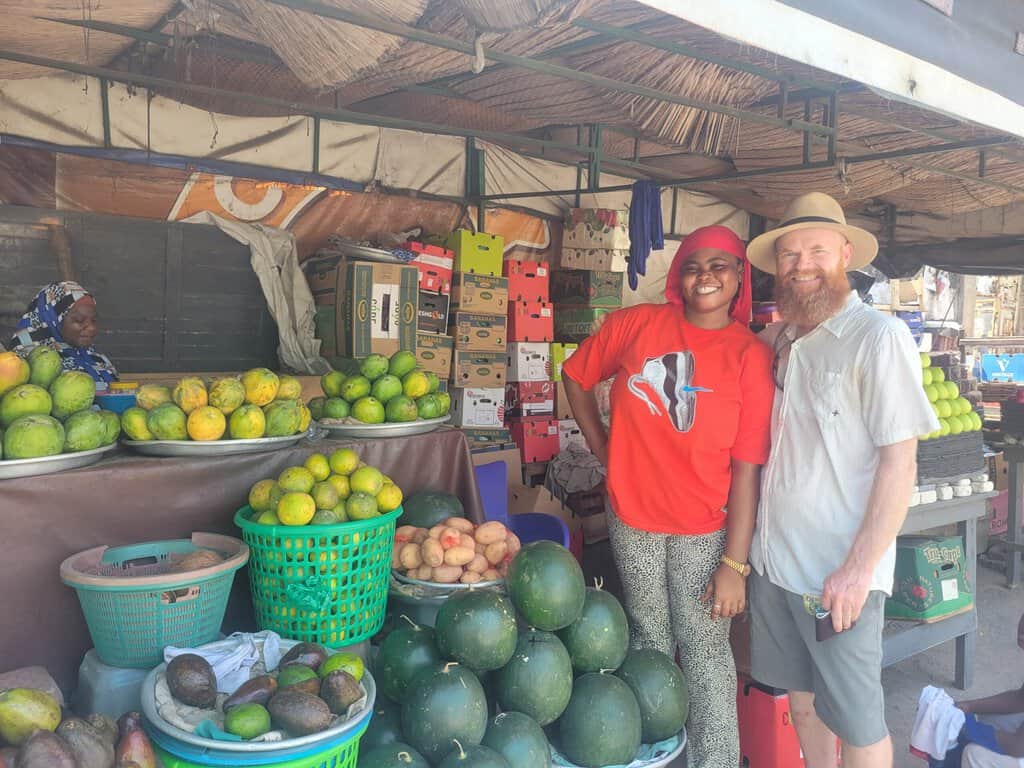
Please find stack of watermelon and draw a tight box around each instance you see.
[361,541,688,768]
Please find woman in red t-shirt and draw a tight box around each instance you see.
[563,226,774,768]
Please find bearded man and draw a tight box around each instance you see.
[744,192,939,768]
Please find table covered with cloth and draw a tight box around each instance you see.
[0,428,483,692]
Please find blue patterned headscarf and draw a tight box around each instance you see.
[9,281,119,384]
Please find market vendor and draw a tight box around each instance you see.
[563,226,774,768]
[9,281,119,384]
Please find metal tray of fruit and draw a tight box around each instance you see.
[0,443,118,480]
[331,239,406,264]
[121,434,304,457]
[317,415,451,439]
[392,570,503,590]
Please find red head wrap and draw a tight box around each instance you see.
[663,225,752,325]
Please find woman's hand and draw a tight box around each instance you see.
[702,564,746,619]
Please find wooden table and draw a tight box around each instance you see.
[881,493,994,690]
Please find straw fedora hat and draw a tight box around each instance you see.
[746,192,878,274]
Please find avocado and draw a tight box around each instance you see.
[166,653,218,709]
[223,703,272,740]
[267,690,333,736]
[280,642,328,671]
[15,730,77,768]
[320,670,362,715]
[57,717,115,768]
[277,663,320,695]
[86,713,119,748]
[224,674,278,711]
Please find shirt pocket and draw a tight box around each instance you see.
[806,368,843,428]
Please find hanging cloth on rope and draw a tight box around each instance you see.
[627,180,664,291]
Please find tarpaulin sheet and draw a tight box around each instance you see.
[0,429,483,694]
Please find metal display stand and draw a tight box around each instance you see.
[1002,445,1024,588]
[882,493,994,689]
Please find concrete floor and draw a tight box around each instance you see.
[582,540,1024,767]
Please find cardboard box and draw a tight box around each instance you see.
[502,260,550,301]
[314,306,338,356]
[563,208,630,250]
[417,291,450,335]
[507,342,551,382]
[445,230,504,275]
[338,260,419,357]
[508,483,583,560]
[560,247,628,272]
[992,453,1009,492]
[303,254,342,305]
[550,343,577,382]
[452,311,507,352]
[465,429,514,447]
[510,416,560,463]
[555,305,614,343]
[451,350,506,387]
[505,381,555,417]
[471,444,522,488]
[558,418,589,452]
[451,273,509,314]
[509,301,554,342]
[402,241,455,294]
[551,269,624,307]
[450,387,505,427]
[555,381,575,420]
[416,332,454,377]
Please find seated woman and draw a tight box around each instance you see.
[9,281,119,384]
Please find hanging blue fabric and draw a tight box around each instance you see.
[627,180,664,291]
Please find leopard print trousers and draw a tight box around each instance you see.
[607,510,738,768]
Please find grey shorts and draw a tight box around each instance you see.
[749,570,888,747]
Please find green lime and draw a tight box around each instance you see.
[318,652,364,680]
[351,396,385,424]
[402,371,430,399]
[224,703,271,740]
[312,481,340,509]
[328,448,360,475]
[278,466,316,494]
[255,509,281,526]
[436,391,451,416]
[321,370,346,398]
[331,501,349,522]
[416,393,442,420]
[385,395,419,423]
[371,375,404,404]
[350,466,385,495]
[346,491,380,521]
[304,453,331,481]
[327,473,351,500]
[324,397,350,419]
[388,350,418,378]
[340,376,371,403]
[307,396,326,420]
[311,509,340,524]
[425,372,440,393]
[360,354,390,382]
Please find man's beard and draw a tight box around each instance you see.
[774,268,850,327]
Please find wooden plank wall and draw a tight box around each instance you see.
[0,205,278,373]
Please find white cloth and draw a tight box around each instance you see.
[911,685,966,759]
[181,213,329,374]
[751,292,939,596]
[164,630,282,694]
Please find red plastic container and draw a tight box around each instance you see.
[508,301,554,342]
[402,241,455,294]
[736,675,840,767]
[509,416,560,463]
[502,260,550,301]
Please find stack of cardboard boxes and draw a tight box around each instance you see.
[504,259,558,469]
[446,230,510,443]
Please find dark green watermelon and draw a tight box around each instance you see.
[401,663,488,763]
[482,712,550,768]
[435,590,517,673]
[615,648,689,742]
[357,741,430,768]
[399,491,464,528]
[557,586,629,673]
[437,742,511,768]
[378,621,443,701]
[494,630,572,726]
[506,541,585,631]
[362,694,403,751]
[558,672,642,768]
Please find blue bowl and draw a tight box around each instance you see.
[95,393,137,414]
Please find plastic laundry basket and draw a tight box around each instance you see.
[60,533,249,668]
[235,506,400,647]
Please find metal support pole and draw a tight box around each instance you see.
[574,126,583,208]
[803,101,812,165]
[777,82,789,120]
[670,188,679,234]
[588,123,603,193]
[979,151,988,177]
[100,78,111,149]
[312,117,320,174]
[827,91,839,165]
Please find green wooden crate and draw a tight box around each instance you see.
[886,535,973,621]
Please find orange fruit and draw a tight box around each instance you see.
[187,406,226,441]
[278,493,315,526]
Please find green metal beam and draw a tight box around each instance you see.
[842,136,1013,164]
[570,18,839,94]
[262,0,835,139]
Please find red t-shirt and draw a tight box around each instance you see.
[562,303,774,535]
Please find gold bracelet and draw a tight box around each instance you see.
[721,555,751,577]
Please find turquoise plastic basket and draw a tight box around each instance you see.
[60,533,249,668]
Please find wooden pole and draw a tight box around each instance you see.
[39,217,76,283]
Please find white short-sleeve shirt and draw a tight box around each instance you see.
[751,293,940,596]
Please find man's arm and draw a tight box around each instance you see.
[821,438,918,632]
[960,685,1024,717]
[562,374,609,466]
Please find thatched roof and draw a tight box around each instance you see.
[3,0,1024,244]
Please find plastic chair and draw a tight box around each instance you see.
[473,461,569,548]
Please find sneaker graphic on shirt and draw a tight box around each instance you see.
[626,351,711,432]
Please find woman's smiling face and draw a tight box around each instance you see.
[676,247,741,315]
[62,296,98,348]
